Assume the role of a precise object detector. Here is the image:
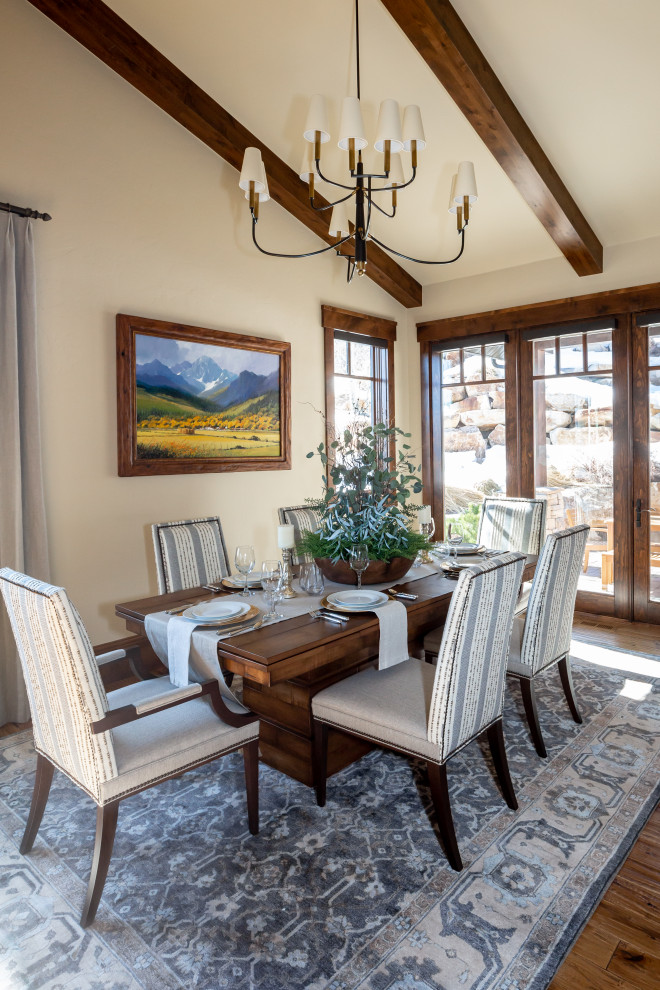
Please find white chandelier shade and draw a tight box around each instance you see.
[402,104,426,151]
[329,200,351,238]
[338,96,368,151]
[303,95,331,144]
[374,99,403,154]
[454,160,478,204]
[239,147,266,193]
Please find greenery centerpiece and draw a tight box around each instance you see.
[297,422,432,583]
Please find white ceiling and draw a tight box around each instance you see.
[105,0,660,289]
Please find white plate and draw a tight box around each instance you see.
[224,573,263,587]
[435,543,482,555]
[327,590,389,610]
[184,601,249,622]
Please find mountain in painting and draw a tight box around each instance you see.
[207,368,279,410]
[136,359,198,395]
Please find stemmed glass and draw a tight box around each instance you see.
[235,545,256,597]
[261,560,283,620]
[349,543,370,590]
[449,531,463,563]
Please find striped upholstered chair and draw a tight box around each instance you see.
[312,552,526,871]
[0,568,259,928]
[506,524,589,758]
[278,504,322,565]
[152,515,231,593]
[423,496,546,662]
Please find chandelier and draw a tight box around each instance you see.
[238,0,477,282]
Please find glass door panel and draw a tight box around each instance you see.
[641,327,660,613]
[533,329,614,596]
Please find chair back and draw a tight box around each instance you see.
[0,568,117,800]
[477,496,546,555]
[152,516,230,593]
[519,524,589,675]
[428,552,526,762]
[278,504,321,565]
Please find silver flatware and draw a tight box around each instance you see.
[217,615,264,638]
[203,584,223,592]
[309,609,347,625]
[165,603,192,614]
[387,588,418,600]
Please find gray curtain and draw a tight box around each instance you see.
[0,212,50,725]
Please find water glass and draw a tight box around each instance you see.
[349,543,370,589]
[300,561,325,596]
[261,559,282,619]
[235,545,256,597]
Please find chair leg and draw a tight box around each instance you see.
[20,753,54,854]
[243,739,259,835]
[424,650,437,665]
[519,677,547,758]
[427,762,462,871]
[81,801,119,928]
[558,655,582,724]
[312,719,328,808]
[486,720,518,810]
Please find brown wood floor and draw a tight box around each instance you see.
[1,613,658,987]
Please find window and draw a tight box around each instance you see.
[435,336,507,538]
[322,306,395,455]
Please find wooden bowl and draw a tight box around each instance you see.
[314,556,414,586]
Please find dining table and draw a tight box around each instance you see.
[115,554,538,786]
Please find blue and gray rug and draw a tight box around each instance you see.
[1,646,659,990]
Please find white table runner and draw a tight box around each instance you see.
[143,561,442,699]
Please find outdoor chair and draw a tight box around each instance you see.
[312,552,526,871]
[0,568,259,928]
[506,524,590,757]
[152,515,231,593]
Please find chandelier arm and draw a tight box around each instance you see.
[314,160,356,191]
[251,221,352,259]
[367,196,395,219]
[368,166,418,194]
[309,190,354,213]
[370,228,466,265]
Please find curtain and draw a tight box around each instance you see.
[0,212,50,725]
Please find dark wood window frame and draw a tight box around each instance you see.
[321,305,396,457]
[418,280,660,621]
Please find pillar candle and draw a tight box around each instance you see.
[277,524,295,548]
[418,505,432,524]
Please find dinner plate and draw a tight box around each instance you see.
[435,542,482,555]
[323,591,390,612]
[182,602,254,624]
[221,574,263,589]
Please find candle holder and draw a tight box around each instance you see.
[280,547,297,598]
[418,520,435,564]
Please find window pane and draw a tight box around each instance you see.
[334,339,348,374]
[559,334,584,374]
[349,341,373,376]
[534,339,555,376]
[441,375,506,539]
[649,367,660,602]
[484,342,505,380]
[441,349,461,383]
[649,325,660,368]
[334,376,373,434]
[534,374,613,596]
[463,345,482,382]
[586,330,613,371]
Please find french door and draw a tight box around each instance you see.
[632,316,660,622]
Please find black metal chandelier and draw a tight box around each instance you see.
[238,0,477,282]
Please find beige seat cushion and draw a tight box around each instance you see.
[100,678,258,804]
[312,658,442,763]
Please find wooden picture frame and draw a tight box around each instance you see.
[117,314,291,476]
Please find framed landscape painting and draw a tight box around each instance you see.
[117,314,291,475]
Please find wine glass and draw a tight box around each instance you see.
[449,531,463,563]
[261,560,282,620]
[349,543,370,590]
[235,545,255,597]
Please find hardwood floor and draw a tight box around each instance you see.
[1,614,658,987]
[549,613,660,990]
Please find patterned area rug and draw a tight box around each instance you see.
[1,646,659,990]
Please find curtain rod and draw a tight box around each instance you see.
[0,201,52,221]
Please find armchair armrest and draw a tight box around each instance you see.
[91,679,258,733]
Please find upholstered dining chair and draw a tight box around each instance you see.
[506,523,589,758]
[312,552,526,871]
[278,504,322,565]
[0,568,259,928]
[424,496,546,663]
[152,515,231,593]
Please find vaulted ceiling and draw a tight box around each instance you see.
[27,0,660,304]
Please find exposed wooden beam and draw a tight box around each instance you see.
[380,0,603,277]
[26,0,422,309]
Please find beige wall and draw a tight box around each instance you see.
[1,0,416,641]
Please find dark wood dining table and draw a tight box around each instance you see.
[115,555,537,787]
